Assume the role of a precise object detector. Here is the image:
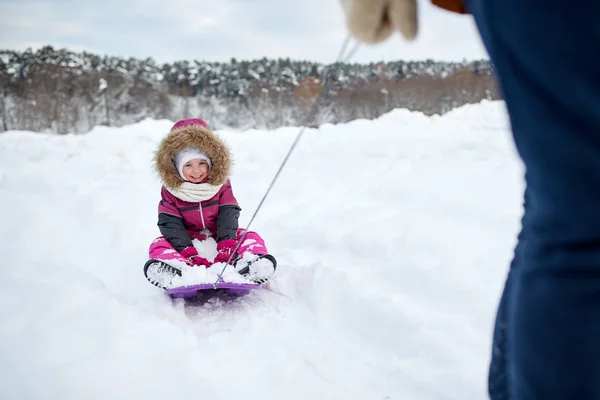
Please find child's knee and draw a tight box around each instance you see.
[149,236,169,250]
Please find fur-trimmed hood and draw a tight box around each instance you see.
[154,120,231,189]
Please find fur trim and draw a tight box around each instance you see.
[154,124,231,189]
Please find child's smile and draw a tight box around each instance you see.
[183,158,209,183]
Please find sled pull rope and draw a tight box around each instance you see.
[215,35,360,281]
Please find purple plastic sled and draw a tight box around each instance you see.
[165,282,260,299]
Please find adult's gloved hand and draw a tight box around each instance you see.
[214,239,238,264]
[339,0,418,44]
[339,0,468,44]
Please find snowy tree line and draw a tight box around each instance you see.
[0,46,498,134]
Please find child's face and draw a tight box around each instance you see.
[182,158,209,183]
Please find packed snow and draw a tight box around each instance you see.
[0,99,524,400]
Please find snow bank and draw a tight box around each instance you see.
[0,100,523,400]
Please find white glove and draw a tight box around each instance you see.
[339,0,418,44]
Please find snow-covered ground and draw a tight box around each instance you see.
[0,100,524,400]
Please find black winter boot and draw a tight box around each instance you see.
[235,254,277,284]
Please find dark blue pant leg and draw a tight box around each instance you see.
[489,188,529,400]
[488,269,510,400]
[464,0,600,398]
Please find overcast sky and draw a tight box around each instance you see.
[0,0,488,64]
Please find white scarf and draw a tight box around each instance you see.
[166,181,223,203]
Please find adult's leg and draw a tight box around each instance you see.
[488,189,529,400]
[465,0,600,397]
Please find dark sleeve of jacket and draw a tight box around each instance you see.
[157,187,193,253]
[216,180,241,242]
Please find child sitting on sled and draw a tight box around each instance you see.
[143,118,277,289]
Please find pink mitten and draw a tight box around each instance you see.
[214,239,237,264]
[181,247,211,267]
[189,255,212,267]
[181,246,198,258]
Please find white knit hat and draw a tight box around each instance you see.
[173,147,212,181]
